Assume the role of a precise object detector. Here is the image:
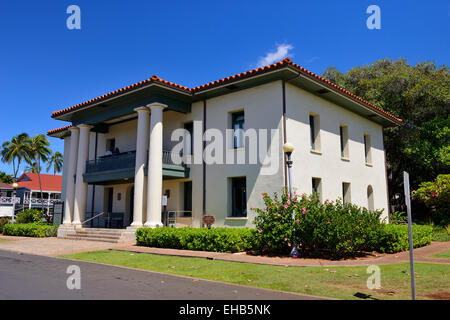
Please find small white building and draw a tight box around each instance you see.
[48,58,401,235]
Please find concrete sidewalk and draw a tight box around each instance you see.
[0,235,448,267]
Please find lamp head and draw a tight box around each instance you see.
[12,182,18,189]
[283,142,295,154]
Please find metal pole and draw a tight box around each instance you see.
[12,191,16,223]
[403,171,416,300]
[286,152,300,258]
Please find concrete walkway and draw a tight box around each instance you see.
[0,235,448,267]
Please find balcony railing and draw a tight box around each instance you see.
[85,150,183,174]
[23,198,60,205]
[0,197,20,205]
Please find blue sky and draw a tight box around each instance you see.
[0,0,449,175]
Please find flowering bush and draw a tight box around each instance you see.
[412,174,450,226]
[252,190,385,258]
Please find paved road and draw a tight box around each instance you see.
[0,249,323,300]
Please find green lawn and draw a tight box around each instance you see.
[60,250,450,300]
[431,249,450,259]
[0,239,9,242]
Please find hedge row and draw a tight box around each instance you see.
[135,224,432,255]
[136,227,256,253]
[2,223,58,238]
[378,224,433,253]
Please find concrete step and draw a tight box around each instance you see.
[74,231,123,237]
[68,233,122,240]
[80,228,124,233]
[64,236,123,243]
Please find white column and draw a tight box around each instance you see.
[144,103,167,227]
[72,124,92,226]
[131,107,150,227]
[63,127,79,225]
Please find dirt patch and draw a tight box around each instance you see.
[422,291,450,300]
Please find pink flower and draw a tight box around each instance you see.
[258,229,262,233]
[284,238,288,241]
[294,191,297,195]
[302,207,306,215]
[276,205,279,209]
[327,221,331,225]
[288,243,291,247]
[251,206,255,210]
[287,200,291,204]
[296,219,300,223]
[284,205,288,209]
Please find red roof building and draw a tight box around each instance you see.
[15,173,62,192]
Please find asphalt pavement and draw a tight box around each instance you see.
[0,249,324,300]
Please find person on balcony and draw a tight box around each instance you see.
[112,147,120,155]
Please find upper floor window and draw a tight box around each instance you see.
[340,125,349,159]
[184,122,194,155]
[309,113,321,152]
[232,111,245,149]
[364,133,372,165]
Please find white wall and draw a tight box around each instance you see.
[285,83,389,220]
[203,81,285,227]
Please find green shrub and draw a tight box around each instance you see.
[378,224,433,253]
[15,209,44,224]
[390,211,408,224]
[252,191,385,257]
[0,217,11,234]
[412,174,450,226]
[2,223,58,238]
[136,227,256,253]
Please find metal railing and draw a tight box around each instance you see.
[85,150,183,174]
[0,197,20,205]
[83,211,125,229]
[23,198,60,205]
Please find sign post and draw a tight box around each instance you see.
[403,171,416,300]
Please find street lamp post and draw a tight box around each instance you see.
[283,142,301,258]
[11,182,18,223]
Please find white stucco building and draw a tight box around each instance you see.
[48,58,401,240]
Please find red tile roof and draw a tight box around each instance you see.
[0,182,13,189]
[15,173,62,192]
[50,58,402,124]
[47,125,72,135]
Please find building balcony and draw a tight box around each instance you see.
[0,197,20,205]
[83,150,189,185]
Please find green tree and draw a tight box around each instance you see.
[0,171,13,184]
[25,134,52,215]
[46,151,63,175]
[0,133,30,181]
[322,58,450,207]
[24,162,40,174]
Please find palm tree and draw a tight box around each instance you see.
[24,162,39,173]
[26,134,51,214]
[46,152,63,175]
[0,133,30,181]
[0,171,13,184]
